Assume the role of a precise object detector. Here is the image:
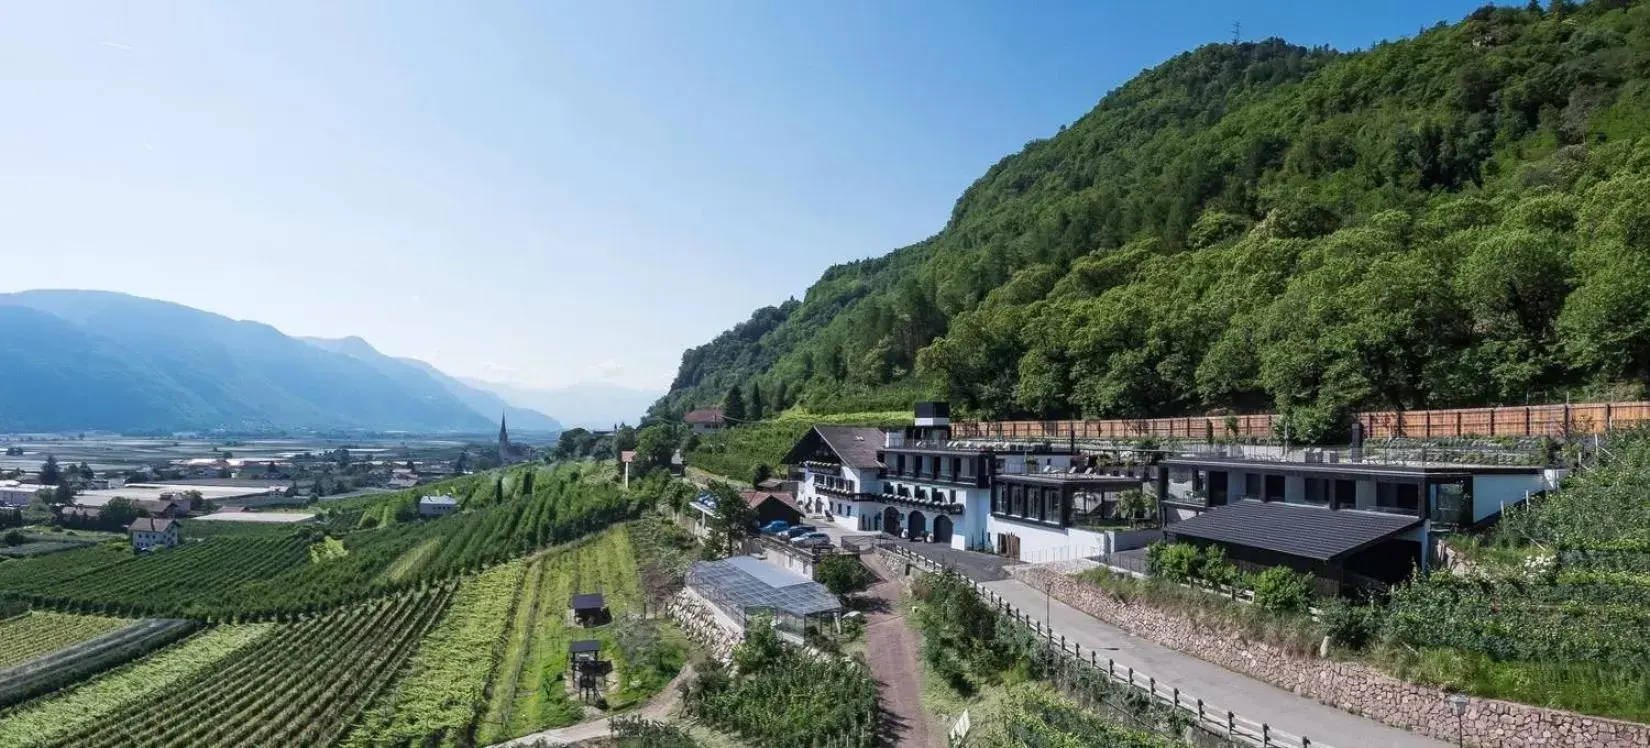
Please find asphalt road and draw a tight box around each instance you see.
[982,577,1446,748]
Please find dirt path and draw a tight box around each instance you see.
[862,556,941,748]
[489,665,694,747]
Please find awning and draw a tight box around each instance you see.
[1166,500,1420,561]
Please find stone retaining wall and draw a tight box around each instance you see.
[664,588,739,662]
[1010,565,1650,748]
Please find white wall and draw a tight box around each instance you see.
[953,487,991,551]
[1471,474,1545,523]
[984,517,1158,562]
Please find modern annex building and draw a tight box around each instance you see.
[785,402,1565,593]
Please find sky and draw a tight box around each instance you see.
[0,0,1504,391]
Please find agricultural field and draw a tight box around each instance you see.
[0,612,129,668]
[41,588,452,748]
[683,410,906,484]
[1384,430,1650,722]
[0,624,273,748]
[0,463,645,620]
[352,520,690,747]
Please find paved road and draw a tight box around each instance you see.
[983,577,1446,748]
[862,556,941,748]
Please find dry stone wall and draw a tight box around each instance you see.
[665,588,739,662]
[1009,565,1650,748]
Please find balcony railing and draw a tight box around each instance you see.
[879,491,963,514]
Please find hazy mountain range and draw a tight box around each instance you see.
[457,378,659,430]
[0,290,563,434]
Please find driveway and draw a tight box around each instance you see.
[862,555,941,748]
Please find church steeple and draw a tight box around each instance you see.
[498,412,512,464]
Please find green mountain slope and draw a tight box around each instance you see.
[0,290,496,433]
[655,1,1650,439]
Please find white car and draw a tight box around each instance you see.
[790,532,832,548]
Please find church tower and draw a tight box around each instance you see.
[498,412,512,465]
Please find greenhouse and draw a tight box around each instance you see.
[687,555,842,642]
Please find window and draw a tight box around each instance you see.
[1244,473,1261,499]
[1376,482,1420,513]
[1303,478,1327,505]
[1263,474,1285,501]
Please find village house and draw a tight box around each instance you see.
[683,408,726,434]
[128,517,181,552]
[418,494,459,517]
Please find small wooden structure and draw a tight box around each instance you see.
[570,592,608,626]
[568,639,608,701]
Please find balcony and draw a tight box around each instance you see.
[879,491,963,514]
[815,483,864,499]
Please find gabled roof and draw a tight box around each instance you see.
[1166,500,1420,561]
[684,408,725,425]
[782,425,884,470]
[127,517,176,533]
[742,491,799,513]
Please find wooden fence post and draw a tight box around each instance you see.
[1227,711,1235,738]
[1262,723,1271,747]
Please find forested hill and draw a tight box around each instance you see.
[653,0,1650,441]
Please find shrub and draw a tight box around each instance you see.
[1145,543,1200,583]
[1248,566,1313,614]
[1319,598,1383,650]
[1198,546,1241,591]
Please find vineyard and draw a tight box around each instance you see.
[0,612,129,669]
[0,624,273,748]
[0,463,645,620]
[682,621,879,748]
[0,617,197,708]
[349,521,688,747]
[1384,430,1650,721]
[37,588,453,748]
[347,560,527,746]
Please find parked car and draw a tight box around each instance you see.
[760,520,791,535]
[791,532,832,548]
[782,525,817,539]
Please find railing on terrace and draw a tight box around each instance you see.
[879,544,1334,748]
[952,400,1650,442]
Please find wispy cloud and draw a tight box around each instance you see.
[586,359,625,380]
[99,41,134,51]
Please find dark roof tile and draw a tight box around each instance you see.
[1166,500,1419,561]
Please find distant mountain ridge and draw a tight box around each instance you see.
[0,290,558,434]
[300,336,562,433]
[458,378,659,430]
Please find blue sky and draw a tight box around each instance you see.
[0,1,1502,390]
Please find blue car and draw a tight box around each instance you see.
[783,525,817,539]
[760,520,791,535]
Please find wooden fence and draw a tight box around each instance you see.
[881,544,1330,748]
[952,401,1650,442]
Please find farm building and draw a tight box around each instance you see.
[418,495,459,517]
[686,556,841,644]
[127,517,181,552]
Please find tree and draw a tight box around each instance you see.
[454,451,470,475]
[723,386,746,423]
[750,463,772,487]
[747,382,765,421]
[39,455,61,486]
[51,482,75,508]
[814,555,873,598]
[101,497,141,531]
[634,424,680,472]
[706,483,756,557]
[76,462,94,480]
[180,489,205,512]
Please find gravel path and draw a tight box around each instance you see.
[863,556,941,748]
